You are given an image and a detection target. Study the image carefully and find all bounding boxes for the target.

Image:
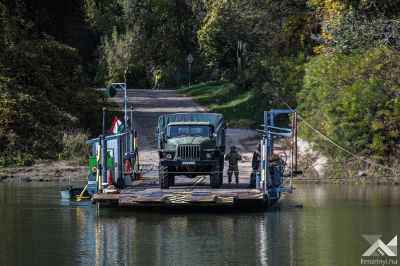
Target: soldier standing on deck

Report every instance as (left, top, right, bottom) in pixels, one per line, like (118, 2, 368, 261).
(225, 146, 242, 185)
(249, 143, 261, 188)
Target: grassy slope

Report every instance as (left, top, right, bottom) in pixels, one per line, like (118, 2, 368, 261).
(179, 81, 259, 128)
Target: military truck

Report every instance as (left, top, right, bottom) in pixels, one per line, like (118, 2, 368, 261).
(156, 113, 226, 189)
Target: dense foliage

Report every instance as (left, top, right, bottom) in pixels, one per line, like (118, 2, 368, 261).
(298, 47, 400, 162)
(0, 1, 102, 166)
(1, 0, 399, 175)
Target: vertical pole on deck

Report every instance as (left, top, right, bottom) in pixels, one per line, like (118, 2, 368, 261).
(129, 131, 133, 154)
(130, 106, 133, 154)
(124, 83, 128, 155)
(130, 106, 133, 131)
(101, 108, 107, 190)
(256, 140, 262, 190)
(264, 138, 269, 195)
(97, 142, 102, 192)
(262, 111, 269, 195)
(269, 112, 274, 160)
(102, 107, 106, 137)
(294, 112, 298, 173)
(291, 113, 295, 178)
(102, 135, 107, 189)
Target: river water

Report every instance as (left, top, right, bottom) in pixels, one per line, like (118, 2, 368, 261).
(0, 183, 398, 266)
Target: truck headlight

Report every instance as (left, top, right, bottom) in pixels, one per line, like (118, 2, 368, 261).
(166, 154, 172, 159)
(205, 153, 212, 159)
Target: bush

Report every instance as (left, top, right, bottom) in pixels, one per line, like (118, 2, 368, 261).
(0, 38, 102, 166)
(59, 130, 90, 165)
(0, 80, 65, 166)
(298, 46, 400, 164)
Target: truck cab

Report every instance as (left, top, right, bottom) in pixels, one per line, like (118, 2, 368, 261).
(156, 113, 225, 189)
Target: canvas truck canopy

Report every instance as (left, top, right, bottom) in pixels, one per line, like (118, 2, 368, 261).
(157, 113, 226, 151)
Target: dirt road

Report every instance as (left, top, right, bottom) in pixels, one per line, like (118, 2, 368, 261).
(0, 89, 259, 184)
(119, 89, 259, 184)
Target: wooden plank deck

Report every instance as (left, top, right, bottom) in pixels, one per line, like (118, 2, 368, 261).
(92, 187, 266, 207)
(91, 174, 270, 209)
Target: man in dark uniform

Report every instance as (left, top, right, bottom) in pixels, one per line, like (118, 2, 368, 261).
(250, 143, 261, 188)
(225, 146, 242, 185)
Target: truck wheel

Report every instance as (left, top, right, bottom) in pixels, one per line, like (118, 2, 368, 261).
(219, 156, 224, 186)
(218, 173, 223, 186)
(159, 165, 170, 189)
(168, 175, 175, 186)
(210, 173, 221, 188)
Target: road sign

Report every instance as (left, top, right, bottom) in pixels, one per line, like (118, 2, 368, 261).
(187, 54, 194, 87)
(187, 53, 194, 64)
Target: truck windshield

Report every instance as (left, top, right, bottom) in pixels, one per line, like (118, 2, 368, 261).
(168, 125, 212, 138)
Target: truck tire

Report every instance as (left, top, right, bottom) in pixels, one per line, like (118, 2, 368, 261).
(168, 175, 175, 187)
(210, 173, 221, 188)
(219, 155, 224, 186)
(159, 165, 170, 189)
(218, 173, 223, 186)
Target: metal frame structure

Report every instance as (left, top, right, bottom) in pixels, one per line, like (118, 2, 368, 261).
(258, 109, 298, 202)
(90, 83, 138, 193)
(109, 83, 128, 130)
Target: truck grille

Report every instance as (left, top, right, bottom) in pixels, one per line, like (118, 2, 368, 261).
(177, 145, 200, 160)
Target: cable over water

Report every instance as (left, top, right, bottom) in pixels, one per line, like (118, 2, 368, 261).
(264, 81, 400, 174)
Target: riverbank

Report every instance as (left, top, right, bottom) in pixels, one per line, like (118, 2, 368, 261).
(0, 160, 87, 183)
(2, 164, 398, 185)
(293, 177, 399, 185)
(2, 89, 398, 185)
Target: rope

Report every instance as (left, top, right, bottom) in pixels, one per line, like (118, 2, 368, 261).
(297, 115, 400, 173)
(185, 176, 207, 192)
(140, 165, 154, 176)
(266, 83, 400, 174)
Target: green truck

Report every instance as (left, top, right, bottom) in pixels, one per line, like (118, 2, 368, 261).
(156, 113, 226, 189)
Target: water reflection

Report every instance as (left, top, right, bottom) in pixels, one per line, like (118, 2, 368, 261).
(0, 183, 399, 266)
(84, 207, 304, 266)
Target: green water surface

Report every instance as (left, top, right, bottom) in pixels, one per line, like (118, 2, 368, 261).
(0, 183, 398, 266)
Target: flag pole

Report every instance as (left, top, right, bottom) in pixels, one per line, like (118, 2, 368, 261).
(102, 107, 106, 136)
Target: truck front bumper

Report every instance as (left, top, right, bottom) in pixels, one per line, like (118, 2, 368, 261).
(160, 159, 219, 167)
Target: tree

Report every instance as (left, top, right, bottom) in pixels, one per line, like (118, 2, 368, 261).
(298, 46, 400, 163)
(0, 1, 102, 166)
(198, 0, 314, 72)
(91, 0, 202, 87)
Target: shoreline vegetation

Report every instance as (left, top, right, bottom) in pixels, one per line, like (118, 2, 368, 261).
(1, 161, 398, 185)
(180, 82, 400, 182)
(1, 1, 399, 182)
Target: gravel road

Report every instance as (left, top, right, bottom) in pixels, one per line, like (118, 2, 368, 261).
(117, 89, 259, 184)
(0, 89, 259, 184)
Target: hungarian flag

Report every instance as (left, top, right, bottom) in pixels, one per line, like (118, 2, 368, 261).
(110, 116, 124, 134)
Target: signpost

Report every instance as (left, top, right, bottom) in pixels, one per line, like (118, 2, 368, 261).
(187, 53, 194, 87)
(237, 40, 243, 71)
